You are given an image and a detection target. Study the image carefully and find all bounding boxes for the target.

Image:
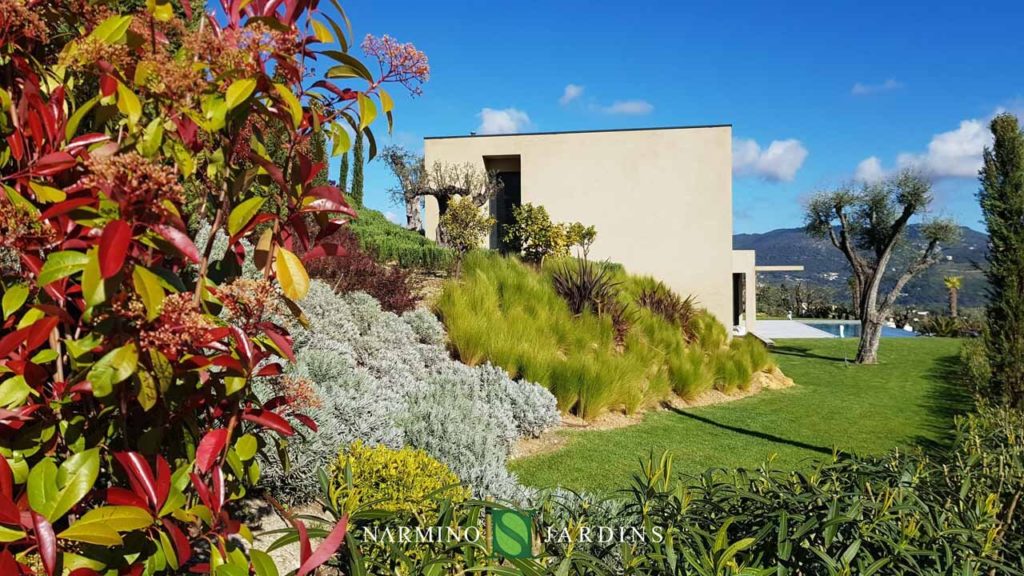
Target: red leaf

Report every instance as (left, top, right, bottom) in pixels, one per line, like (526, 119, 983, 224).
(242, 409, 294, 436)
(255, 362, 283, 377)
(0, 493, 20, 525)
(31, 152, 76, 177)
(152, 225, 201, 263)
(262, 326, 295, 363)
(69, 569, 102, 576)
(0, 551, 19, 575)
(39, 196, 94, 220)
(297, 515, 348, 576)
(100, 75, 117, 97)
(195, 429, 228, 473)
(210, 466, 224, 515)
(162, 518, 192, 566)
(293, 517, 313, 566)
(0, 451, 13, 500)
(301, 242, 347, 263)
(106, 487, 147, 508)
(155, 456, 171, 510)
(25, 316, 59, 354)
(189, 473, 212, 510)
(31, 511, 56, 576)
(229, 326, 253, 369)
(99, 219, 131, 278)
(293, 413, 318, 432)
(67, 133, 109, 150)
(114, 452, 159, 510)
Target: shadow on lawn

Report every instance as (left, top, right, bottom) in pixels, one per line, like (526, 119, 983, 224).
(915, 352, 974, 454)
(665, 406, 834, 455)
(770, 344, 852, 363)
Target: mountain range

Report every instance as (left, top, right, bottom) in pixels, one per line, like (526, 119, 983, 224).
(733, 225, 990, 309)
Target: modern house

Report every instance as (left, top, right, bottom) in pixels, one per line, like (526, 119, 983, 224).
(423, 125, 798, 334)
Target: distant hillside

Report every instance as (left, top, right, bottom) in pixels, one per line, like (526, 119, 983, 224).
(734, 225, 990, 309)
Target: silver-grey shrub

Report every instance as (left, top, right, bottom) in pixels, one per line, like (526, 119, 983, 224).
(259, 279, 560, 504)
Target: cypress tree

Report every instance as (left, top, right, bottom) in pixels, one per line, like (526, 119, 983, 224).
(352, 131, 365, 208)
(979, 113, 1024, 406)
(338, 149, 349, 195)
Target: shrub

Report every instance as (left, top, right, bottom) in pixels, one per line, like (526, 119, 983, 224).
(349, 206, 454, 270)
(667, 347, 715, 400)
(960, 338, 992, 394)
(305, 228, 420, 313)
(551, 258, 620, 316)
(0, 1, 414, 572)
(504, 203, 594, 263)
(330, 441, 470, 516)
(261, 280, 559, 503)
(438, 196, 495, 272)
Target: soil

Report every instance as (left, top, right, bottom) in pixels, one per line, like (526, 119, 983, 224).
(249, 500, 336, 573)
(510, 366, 795, 460)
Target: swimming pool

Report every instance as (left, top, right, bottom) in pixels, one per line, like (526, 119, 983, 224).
(801, 321, 917, 338)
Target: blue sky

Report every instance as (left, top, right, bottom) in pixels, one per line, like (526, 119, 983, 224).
(324, 0, 1024, 234)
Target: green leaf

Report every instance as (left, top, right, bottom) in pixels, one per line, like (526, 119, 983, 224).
(311, 19, 334, 43)
(29, 181, 66, 203)
(0, 526, 26, 543)
(235, 434, 258, 461)
(226, 79, 257, 111)
(88, 15, 133, 44)
(27, 459, 59, 519)
(87, 342, 139, 398)
(58, 506, 153, 546)
(38, 251, 89, 286)
(0, 375, 34, 408)
(132, 266, 165, 321)
(116, 82, 142, 128)
(81, 248, 108, 307)
(137, 370, 158, 411)
(48, 448, 101, 523)
(322, 50, 373, 81)
(251, 550, 279, 576)
(275, 247, 309, 300)
(2, 284, 29, 320)
(139, 117, 164, 158)
(378, 88, 394, 133)
(227, 197, 266, 237)
(273, 83, 303, 129)
(65, 97, 99, 142)
(330, 123, 351, 157)
(357, 93, 376, 132)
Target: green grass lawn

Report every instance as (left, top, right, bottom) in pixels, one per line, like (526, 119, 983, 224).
(511, 337, 971, 493)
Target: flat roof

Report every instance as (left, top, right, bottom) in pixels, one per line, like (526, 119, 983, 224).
(424, 124, 732, 140)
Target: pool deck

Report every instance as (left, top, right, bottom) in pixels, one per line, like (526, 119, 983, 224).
(752, 320, 837, 341)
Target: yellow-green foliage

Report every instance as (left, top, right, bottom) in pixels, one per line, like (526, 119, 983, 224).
(329, 441, 470, 517)
(437, 252, 775, 419)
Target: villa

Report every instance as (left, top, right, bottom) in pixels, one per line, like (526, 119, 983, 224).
(423, 125, 799, 334)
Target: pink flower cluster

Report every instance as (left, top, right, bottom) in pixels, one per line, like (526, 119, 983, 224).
(361, 34, 430, 96)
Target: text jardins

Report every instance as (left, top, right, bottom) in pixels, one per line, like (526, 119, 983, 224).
(362, 525, 666, 544)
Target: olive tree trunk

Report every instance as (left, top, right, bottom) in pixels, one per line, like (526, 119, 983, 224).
(856, 314, 884, 363)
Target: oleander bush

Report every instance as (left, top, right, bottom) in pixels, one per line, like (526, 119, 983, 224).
(349, 205, 454, 270)
(259, 280, 560, 504)
(329, 441, 470, 517)
(437, 252, 776, 419)
(272, 403, 1024, 575)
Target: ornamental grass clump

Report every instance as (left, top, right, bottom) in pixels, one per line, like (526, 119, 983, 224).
(438, 252, 776, 420)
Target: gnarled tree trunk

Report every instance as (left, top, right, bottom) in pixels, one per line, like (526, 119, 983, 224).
(856, 313, 884, 364)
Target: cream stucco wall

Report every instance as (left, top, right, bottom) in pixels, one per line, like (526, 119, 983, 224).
(423, 125, 735, 329)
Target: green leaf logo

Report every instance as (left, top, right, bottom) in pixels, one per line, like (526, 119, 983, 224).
(491, 509, 533, 559)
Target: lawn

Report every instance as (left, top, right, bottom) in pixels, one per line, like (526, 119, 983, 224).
(511, 337, 971, 493)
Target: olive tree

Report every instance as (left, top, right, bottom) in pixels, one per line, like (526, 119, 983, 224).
(805, 170, 959, 363)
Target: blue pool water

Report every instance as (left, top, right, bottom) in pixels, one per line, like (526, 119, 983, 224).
(801, 321, 917, 338)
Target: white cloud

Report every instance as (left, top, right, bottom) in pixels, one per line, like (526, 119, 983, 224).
(601, 100, 654, 115)
(476, 108, 531, 135)
(851, 79, 903, 96)
(732, 138, 808, 182)
(854, 156, 886, 183)
(559, 84, 584, 105)
(896, 118, 991, 179)
(384, 211, 400, 224)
